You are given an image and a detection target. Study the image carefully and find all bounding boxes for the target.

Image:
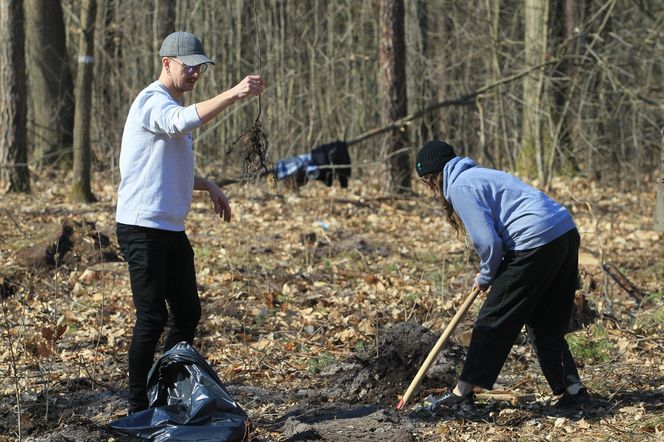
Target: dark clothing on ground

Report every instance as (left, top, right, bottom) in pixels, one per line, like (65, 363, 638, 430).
(274, 141, 352, 188)
(311, 141, 351, 188)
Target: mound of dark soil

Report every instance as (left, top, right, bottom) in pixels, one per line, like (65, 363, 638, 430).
(321, 321, 463, 404)
(14, 217, 119, 270)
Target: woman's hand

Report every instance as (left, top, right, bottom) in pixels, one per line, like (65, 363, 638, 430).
(474, 273, 490, 292)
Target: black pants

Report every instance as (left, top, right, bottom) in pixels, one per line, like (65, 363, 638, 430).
(460, 228, 581, 395)
(116, 223, 201, 411)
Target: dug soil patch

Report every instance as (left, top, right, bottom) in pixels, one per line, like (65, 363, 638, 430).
(280, 406, 414, 441)
(321, 321, 463, 404)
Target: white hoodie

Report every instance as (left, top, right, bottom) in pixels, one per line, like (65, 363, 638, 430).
(116, 81, 202, 231)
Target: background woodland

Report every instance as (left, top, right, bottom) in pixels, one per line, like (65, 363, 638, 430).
(1, 0, 663, 196)
(0, 1, 663, 441)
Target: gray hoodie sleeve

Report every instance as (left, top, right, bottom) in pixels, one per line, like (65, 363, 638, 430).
(449, 185, 504, 288)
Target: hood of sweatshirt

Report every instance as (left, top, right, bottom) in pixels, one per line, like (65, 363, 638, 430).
(442, 156, 477, 202)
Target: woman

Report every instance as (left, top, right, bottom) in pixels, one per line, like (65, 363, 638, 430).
(416, 140, 590, 411)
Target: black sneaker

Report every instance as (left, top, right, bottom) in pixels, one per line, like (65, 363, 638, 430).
(555, 387, 593, 409)
(423, 391, 475, 413)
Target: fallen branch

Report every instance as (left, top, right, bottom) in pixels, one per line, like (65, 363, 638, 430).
(601, 263, 647, 304)
(475, 392, 521, 404)
(346, 59, 559, 147)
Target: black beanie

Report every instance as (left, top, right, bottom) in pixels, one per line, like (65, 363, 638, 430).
(416, 140, 456, 177)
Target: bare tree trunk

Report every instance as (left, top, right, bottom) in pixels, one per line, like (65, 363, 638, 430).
(25, 0, 74, 168)
(71, 0, 97, 202)
(94, 0, 126, 177)
(409, 0, 432, 144)
(486, 0, 510, 170)
(520, 0, 549, 181)
(0, 0, 30, 193)
(379, 0, 410, 193)
(153, 0, 176, 77)
(549, 0, 583, 175)
(562, 0, 581, 163)
(436, 2, 456, 142)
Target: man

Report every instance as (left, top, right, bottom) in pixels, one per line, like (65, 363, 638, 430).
(115, 31, 264, 413)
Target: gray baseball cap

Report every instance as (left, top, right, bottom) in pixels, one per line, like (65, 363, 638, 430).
(159, 31, 214, 66)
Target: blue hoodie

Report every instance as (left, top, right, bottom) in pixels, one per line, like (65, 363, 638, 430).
(443, 157, 576, 288)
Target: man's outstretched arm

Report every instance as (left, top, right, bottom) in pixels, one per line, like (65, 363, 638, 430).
(195, 75, 264, 125)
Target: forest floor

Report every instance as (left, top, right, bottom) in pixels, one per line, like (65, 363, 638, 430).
(0, 169, 662, 441)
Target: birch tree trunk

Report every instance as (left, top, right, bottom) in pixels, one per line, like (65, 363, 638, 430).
(520, 0, 549, 181)
(655, 131, 664, 231)
(0, 0, 30, 192)
(70, 0, 97, 202)
(379, 0, 410, 192)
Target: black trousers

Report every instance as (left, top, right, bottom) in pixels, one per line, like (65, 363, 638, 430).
(116, 223, 201, 411)
(460, 228, 581, 395)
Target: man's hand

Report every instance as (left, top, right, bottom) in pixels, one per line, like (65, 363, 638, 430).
(232, 75, 264, 100)
(208, 182, 231, 223)
(194, 177, 231, 222)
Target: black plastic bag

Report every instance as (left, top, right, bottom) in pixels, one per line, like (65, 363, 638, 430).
(108, 342, 249, 441)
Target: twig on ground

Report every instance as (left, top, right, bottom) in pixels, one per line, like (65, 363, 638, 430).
(92, 229, 108, 389)
(1, 299, 22, 440)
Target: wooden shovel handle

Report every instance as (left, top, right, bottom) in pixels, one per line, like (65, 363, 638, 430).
(396, 286, 482, 410)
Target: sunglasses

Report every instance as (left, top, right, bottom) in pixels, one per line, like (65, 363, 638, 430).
(169, 58, 208, 74)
